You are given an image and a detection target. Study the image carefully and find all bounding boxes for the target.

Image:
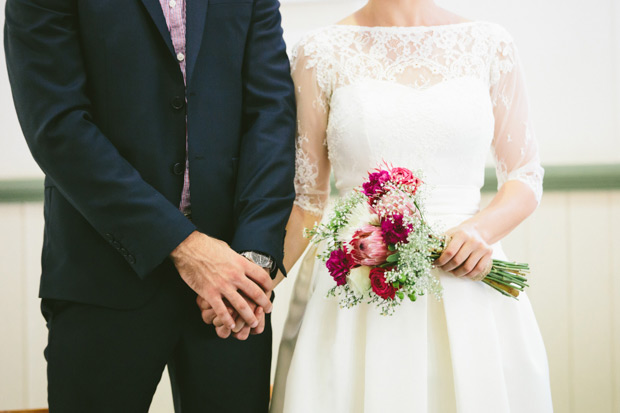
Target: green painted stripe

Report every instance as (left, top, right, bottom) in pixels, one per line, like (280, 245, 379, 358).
(0, 179, 45, 202)
(0, 164, 619, 203)
(482, 164, 620, 192)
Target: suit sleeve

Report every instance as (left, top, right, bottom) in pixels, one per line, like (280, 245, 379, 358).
(230, 0, 296, 276)
(4, 0, 196, 278)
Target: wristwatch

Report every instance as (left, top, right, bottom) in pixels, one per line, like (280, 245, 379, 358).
(241, 251, 275, 272)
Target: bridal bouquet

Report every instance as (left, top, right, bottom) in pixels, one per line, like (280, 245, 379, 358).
(306, 164, 530, 315)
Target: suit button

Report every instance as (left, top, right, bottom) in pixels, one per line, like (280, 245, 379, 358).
(127, 255, 136, 265)
(171, 96, 185, 110)
(112, 240, 121, 249)
(172, 162, 185, 176)
(105, 233, 114, 241)
(120, 247, 128, 256)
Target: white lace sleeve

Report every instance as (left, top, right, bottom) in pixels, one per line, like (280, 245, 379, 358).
(490, 33, 544, 203)
(290, 38, 332, 216)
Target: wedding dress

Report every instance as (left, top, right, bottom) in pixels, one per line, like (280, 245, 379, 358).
(271, 22, 553, 413)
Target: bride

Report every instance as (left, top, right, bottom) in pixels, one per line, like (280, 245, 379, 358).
(216, 0, 553, 411)
(268, 1, 554, 412)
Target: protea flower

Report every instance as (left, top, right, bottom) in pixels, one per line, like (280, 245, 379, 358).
(349, 225, 391, 266)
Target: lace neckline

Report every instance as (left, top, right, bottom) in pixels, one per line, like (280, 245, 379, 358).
(327, 21, 483, 33)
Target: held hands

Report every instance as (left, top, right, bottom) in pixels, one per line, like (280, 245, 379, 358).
(196, 290, 268, 340)
(435, 224, 493, 282)
(170, 231, 273, 338)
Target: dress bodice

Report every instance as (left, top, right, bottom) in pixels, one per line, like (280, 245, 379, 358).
(290, 22, 543, 217)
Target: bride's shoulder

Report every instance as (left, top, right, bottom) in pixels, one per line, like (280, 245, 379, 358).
(291, 25, 351, 63)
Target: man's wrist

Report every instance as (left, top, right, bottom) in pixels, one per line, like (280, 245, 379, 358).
(170, 230, 201, 262)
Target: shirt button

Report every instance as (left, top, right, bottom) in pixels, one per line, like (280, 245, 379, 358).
(177, 52, 185, 62)
(172, 162, 185, 176)
(169, 0, 176, 7)
(171, 96, 185, 110)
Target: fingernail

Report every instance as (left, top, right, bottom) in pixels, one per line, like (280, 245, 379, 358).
(266, 305, 272, 314)
(230, 323, 236, 330)
(251, 321, 259, 328)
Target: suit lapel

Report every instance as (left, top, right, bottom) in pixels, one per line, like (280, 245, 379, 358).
(139, 0, 176, 58)
(186, 0, 209, 86)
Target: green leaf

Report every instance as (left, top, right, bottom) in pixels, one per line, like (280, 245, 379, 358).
(386, 253, 400, 263)
(397, 291, 404, 300)
(408, 293, 417, 301)
(388, 244, 397, 252)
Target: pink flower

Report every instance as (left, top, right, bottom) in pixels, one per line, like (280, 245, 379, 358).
(362, 170, 391, 199)
(370, 267, 397, 300)
(390, 167, 422, 194)
(381, 214, 413, 245)
(349, 225, 391, 266)
(326, 247, 355, 286)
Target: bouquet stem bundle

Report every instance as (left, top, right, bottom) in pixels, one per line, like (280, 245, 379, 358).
(430, 239, 529, 298)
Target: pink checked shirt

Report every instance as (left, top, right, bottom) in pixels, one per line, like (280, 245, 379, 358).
(160, 0, 191, 214)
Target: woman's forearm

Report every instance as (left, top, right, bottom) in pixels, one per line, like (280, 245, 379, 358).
(273, 205, 323, 288)
(462, 180, 538, 245)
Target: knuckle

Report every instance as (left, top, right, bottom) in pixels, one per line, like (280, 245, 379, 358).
(252, 290, 263, 302)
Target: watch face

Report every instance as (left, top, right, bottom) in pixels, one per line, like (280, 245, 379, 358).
(243, 252, 273, 269)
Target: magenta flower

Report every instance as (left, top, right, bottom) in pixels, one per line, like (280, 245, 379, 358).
(349, 225, 391, 266)
(326, 247, 355, 286)
(381, 214, 413, 245)
(363, 170, 391, 198)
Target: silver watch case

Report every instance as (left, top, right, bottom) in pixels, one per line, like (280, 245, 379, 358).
(241, 251, 274, 271)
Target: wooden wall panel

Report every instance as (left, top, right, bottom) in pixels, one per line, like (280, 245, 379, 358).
(0, 204, 26, 409)
(567, 192, 614, 412)
(23, 204, 46, 408)
(611, 193, 620, 413)
(526, 193, 572, 413)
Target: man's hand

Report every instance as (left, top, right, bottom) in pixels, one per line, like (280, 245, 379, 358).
(171, 231, 273, 332)
(197, 296, 266, 340)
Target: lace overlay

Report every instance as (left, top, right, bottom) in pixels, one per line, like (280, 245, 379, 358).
(290, 22, 544, 215)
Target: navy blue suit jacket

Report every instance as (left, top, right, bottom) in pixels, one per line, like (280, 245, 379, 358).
(4, 0, 296, 309)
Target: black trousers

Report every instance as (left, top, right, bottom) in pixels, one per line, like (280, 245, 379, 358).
(42, 274, 272, 413)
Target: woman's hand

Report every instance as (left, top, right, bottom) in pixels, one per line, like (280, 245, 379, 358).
(434, 224, 493, 281)
(197, 295, 266, 340)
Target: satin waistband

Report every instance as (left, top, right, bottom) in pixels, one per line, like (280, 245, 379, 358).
(423, 185, 481, 216)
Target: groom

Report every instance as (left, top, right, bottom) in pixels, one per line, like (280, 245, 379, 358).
(4, 0, 295, 411)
